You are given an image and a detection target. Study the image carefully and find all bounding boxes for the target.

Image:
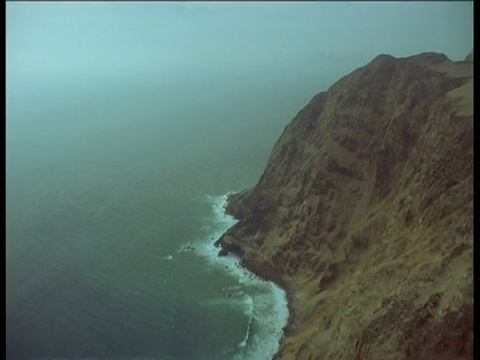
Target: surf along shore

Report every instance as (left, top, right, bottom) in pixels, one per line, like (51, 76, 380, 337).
(213, 192, 297, 360)
(187, 193, 290, 359)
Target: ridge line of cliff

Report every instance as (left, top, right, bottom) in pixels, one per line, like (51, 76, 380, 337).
(216, 51, 473, 360)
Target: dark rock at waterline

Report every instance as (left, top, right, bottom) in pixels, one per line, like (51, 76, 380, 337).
(215, 234, 245, 257)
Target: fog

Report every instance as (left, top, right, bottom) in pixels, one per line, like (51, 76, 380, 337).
(6, 1, 474, 194)
(6, 1, 474, 190)
(5, 3, 474, 358)
(7, 1, 473, 87)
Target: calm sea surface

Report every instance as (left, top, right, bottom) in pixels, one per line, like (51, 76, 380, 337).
(6, 70, 322, 359)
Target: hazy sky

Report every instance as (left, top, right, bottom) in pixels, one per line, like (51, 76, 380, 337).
(6, 1, 474, 86)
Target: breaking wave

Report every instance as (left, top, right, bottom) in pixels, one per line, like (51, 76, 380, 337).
(179, 193, 289, 360)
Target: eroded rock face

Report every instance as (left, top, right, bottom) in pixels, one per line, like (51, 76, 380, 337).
(216, 52, 473, 360)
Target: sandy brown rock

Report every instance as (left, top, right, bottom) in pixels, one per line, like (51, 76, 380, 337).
(216, 52, 473, 360)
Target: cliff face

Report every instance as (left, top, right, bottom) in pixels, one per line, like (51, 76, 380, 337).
(216, 52, 473, 360)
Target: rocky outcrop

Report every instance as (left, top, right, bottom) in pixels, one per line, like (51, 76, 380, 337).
(464, 49, 473, 62)
(215, 52, 473, 359)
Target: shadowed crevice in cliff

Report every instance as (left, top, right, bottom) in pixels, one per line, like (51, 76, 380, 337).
(215, 51, 473, 360)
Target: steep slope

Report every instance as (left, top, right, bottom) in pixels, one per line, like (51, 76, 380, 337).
(216, 52, 473, 360)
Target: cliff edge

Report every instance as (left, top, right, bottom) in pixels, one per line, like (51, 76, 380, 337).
(216, 52, 473, 360)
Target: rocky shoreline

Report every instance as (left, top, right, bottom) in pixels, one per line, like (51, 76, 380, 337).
(214, 51, 473, 359)
(217, 190, 309, 360)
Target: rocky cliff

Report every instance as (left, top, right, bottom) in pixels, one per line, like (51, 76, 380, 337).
(216, 52, 473, 360)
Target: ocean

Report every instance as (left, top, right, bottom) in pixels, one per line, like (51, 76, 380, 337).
(6, 69, 319, 359)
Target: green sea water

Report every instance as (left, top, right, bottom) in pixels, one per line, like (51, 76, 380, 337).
(6, 70, 321, 359)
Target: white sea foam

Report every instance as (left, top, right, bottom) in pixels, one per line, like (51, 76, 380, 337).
(238, 295, 254, 348)
(188, 193, 290, 360)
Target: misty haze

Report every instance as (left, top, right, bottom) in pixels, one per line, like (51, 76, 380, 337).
(6, 2, 473, 359)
